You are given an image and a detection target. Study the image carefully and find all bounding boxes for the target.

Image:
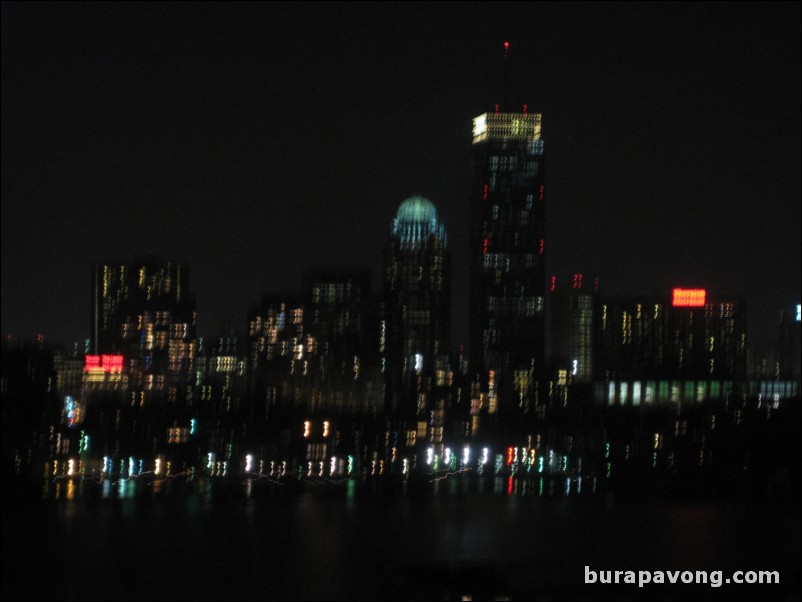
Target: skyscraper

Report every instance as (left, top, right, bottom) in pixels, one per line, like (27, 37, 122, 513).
(384, 196, 450, 433)
(469, 109, 545, 418)
(551, 273, 598, 384)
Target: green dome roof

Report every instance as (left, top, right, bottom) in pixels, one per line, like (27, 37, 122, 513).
(395, 196, 438, 224)
(391, 195, 447, 249)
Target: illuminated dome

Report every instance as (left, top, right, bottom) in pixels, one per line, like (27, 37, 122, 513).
(391, 195, 447, 249)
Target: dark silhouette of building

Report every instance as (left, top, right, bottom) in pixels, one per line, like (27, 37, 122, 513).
(778, 304, 801, 380)
(550, 273, 599, 385)
(86, 258, 197, 463)
(595, 289, 748, 405)
(384, 196, 450, 442)
(469, 109, 545, 418)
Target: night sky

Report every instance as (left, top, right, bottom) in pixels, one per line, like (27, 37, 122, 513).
(2, 2, 800, 352)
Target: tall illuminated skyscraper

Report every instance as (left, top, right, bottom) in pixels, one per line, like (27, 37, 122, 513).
(384, 196, 450, 429)
(469, 108, 545, 417)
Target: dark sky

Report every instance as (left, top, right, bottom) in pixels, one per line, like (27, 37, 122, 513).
(2, 2, 800, 352)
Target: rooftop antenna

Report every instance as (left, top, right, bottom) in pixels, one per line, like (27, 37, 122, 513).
(502, 40, 510, 112)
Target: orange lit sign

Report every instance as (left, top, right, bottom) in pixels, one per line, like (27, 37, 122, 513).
(672, 288, 706, 307)
(84, 354, 124, 372)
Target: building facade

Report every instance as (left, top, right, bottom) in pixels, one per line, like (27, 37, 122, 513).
(384, 196, 450, 436)
(550, 273, 598, 385)
(469, 111, 546, 417)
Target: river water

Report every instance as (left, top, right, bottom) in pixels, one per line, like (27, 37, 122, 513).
(2, 477, 799, 600)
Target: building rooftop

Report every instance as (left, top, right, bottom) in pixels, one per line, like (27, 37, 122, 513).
(392, 196, 447, 249)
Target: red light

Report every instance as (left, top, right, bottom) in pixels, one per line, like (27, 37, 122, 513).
(594, 277, 600, 292)
(672, 288, 706, 307)
(538, 185, 544, 201)
(483, 184, 489, 200)
(572, 273, 583, 289)
(494, 103, 499, 114)
(507, 476, 514, 495)
(504, 41, 510, 49)
(539, 239, 544, 255)
(522, 103, 528, 114)
(102, 354, 124, 372)
(86, 354, 123, 372)
(550, 275, 556, 292)
(483, 238, 489, 254)
(506, 447, 514, 466)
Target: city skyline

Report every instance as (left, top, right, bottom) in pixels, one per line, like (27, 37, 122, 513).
(2, 7, 800, 600)
(2, 3, 800, 352)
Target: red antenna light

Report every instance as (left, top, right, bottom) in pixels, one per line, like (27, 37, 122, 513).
(503, 41, 510, 58)
(523, 103, 528, 114)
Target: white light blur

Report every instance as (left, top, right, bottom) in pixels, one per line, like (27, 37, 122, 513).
(426, 447, 434, 465)
(155, 457, 162, 475)
(481, 448, 489, 465)
(245, 454, 253, 472)
(462, 446, 470, 465)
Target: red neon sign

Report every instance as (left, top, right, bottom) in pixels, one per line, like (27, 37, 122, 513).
(84, 354, 124, 372)
(672, 288, 706, 307)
